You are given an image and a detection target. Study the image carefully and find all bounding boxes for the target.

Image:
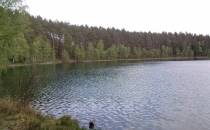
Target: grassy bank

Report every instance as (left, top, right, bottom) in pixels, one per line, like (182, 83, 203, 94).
(0, 98, 85, 130)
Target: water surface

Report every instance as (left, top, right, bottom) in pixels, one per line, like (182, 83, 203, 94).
(1, 61, 210, 130)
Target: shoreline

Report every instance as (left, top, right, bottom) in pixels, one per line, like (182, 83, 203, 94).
(81, 57, 209, 63)
(7, 61, 62, 68)
(0, 98, 85, 130)
(7, 57, 209, 68)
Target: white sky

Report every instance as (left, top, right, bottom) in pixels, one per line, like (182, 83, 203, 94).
(26, 0, 210, 35)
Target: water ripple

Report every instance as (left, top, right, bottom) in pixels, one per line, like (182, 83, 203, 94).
(30, 61, 210, 130)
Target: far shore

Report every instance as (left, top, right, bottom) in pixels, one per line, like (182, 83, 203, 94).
(82, 56, 209, 63)
(7, 56, 209, 68)
(7, 61, 63, 68)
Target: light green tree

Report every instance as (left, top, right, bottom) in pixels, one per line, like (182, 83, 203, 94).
(161, 45, 172, 57)
(74, 45, 85, 61)
(0, 0, 29, 67)
(8, 33, 30, 63)
(62, 49, 70, 63)
(207, 49, 210, 58)
(106, 45, 118, 59)
(118, 44, 130, 58)
(183, 46, 193, 57)
(95, 40, 105, 60)
(86, 42, 94, 60)
(31, 36, 53, 63)
(133, 47, 142, 58)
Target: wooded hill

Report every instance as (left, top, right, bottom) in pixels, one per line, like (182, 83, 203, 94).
(1, 0, 210, 68)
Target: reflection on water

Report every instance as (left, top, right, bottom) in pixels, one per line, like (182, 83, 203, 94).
(0, 65, 56, 102)
(1, 61, 210, 130)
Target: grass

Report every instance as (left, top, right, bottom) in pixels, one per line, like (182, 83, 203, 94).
(0, 98, 85, 130)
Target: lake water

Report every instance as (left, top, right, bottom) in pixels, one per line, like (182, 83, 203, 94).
(1, 61, 210, 130)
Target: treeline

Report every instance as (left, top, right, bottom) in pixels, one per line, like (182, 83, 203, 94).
(1, 0, 210, 68)
(31, 17, 210, 61)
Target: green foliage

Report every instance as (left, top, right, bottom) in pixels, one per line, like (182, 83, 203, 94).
(148, 49, 161, 58)
(0, 11, 29, 64)
(9, 33, 30, 63)
(161, 45, 172, 57)
(133, 47, 142, 58)
(0, 2, 30, 67)
(118, 44, 130, 58)
(183, 46, 194, 57)
(62, 49, 70, 63)
(86, 42, 95, 60)
(94, 40, 105, 60)
(74, 45, 85, 61)
(208, 49, 210, 58)
(64, 41, 75, 61)
(0, 5, 28, 40)
(0, 98, 85, 130)
(176, 48, 182, 57)
(106, 45, 118, 59)
(176, 46, 194, 57)
(1, 0, 210, 67)
(0, 37, 9, 68)
(31, 36, 54, 63)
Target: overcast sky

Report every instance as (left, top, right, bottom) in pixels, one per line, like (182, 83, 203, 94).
(26, 0, 210, 35)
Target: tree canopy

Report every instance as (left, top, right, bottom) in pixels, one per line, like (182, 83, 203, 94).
(0, 0, 25, 10)
(1, 1, 210, 68)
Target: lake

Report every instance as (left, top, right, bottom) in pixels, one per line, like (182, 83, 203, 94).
(1, 60, 210, 130)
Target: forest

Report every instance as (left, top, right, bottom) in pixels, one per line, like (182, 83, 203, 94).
(1, 0, 210, 68)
